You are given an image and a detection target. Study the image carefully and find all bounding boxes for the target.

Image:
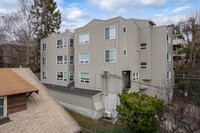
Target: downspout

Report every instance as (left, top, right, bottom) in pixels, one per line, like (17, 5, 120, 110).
(92, 96, 95, 119)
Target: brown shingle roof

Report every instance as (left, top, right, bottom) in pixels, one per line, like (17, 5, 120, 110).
(0, 68, 81, 133)
(0, 68, 38, 96)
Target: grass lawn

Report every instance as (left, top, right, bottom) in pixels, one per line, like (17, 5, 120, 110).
(66, 109, 131, 133)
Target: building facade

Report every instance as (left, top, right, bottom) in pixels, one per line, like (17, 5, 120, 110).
(75, 17, 174, 117)
(40, 31, 74, 87)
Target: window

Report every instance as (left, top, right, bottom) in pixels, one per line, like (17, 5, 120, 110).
(57, 72, 63, 81)
(43, 57, 47, 65)
(70, 55, 74, 64)
(123, 49, 127, 56)
(0, 97, 7, 118)
(42, 43, 46, 51)
(123, 27, 127, 33)
(140, 43, 147, 50)
(57, 39, 63, 48)
(140, 62, 147, 69)
(80, 53, 89, 64)
(133, 73, 139, 81)
(64, 38, 67, 47)
(80, 72, 89, 83)
(167, 53, 171, 62)
(79, 33, 89, 45)
(105, 49, 116, 63)
(64, 72, 67, 81)
(167, 71, 171, 81)
(167, 35, 171, 44)
(105, 26, 115, 40)
(64, 55, 67, 64)
(57, 56, 63, 64)
(70, 72, 74, 81)
(43, 71, 47, 79)
(173, 36, 176, 40)
(70, 38, 74, 47)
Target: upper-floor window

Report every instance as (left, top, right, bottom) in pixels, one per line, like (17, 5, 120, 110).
(70, 55, 74, 64)
(167, 35, 171, 44)
(0, 97, 7, 118)
(80, 53, 89, 64)
(105, 26, 115, 40)
(167, 71, 171, 81)
(123, 27, 127, 33)
(167, 53, 171, 62)
(133, 73, 139, 81)
(43, 71, 47, 79)
(64, 55, 67, 64)
(70, 38, 74, 47)
(69, 72, 74, 81)
(80, 72, 89, 83)
(43, 57, 47, 65)
(64, 38, 67, 47)
(42, 43, 46, 51)
(105, 49, 116, 63)
(57, 56, 63, 64)
(123, 49, 127, 56)
(140, 43, 147, 50)
(140, 62, 148, 69)
(79, 33, 89, 45)
(57, 39, 63, 48)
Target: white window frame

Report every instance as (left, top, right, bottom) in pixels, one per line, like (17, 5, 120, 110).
(140, 62, 148, 69)
(167, 71, 171, 81)
(80, 53, 90, 64)
(70, 38, 74, 47)
(42, 43, 46, 51)
(80, 72, 90, 83)
(43, 57, 47, 65)
(56, 39, 64, 48)
(64, 72, 68, 81)
(64, 55, 67, 64)
(167, 53, 171, 62)
(133, 72, 139, 81)
(42, 71, 47, 80)
(56, 56, 63, 64)
(79, 33, 89, 45)
(123, 26, 127, 33)
(63, 38, 67, 47)
(123, 49, 127, 56)
(0, 97, 7, 118)
(56, 72, 63, 81)
(105, 49, 116, 63)
(69, 72, 74, 81)
(140, 43, 147, 50)
(167, 35, 171, 45)
(105, 26, 116, 40)
(70, 55, 74, 64)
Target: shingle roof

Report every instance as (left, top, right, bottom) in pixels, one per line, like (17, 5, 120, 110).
(0, 68, 38, 96)
(44, 83, 101, 97)
(0, 68, 81, 133)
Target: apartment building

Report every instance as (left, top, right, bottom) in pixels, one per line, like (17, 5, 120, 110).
(75, 16, 174, 117)
(173, 34, 185, 64)
(40, 30, 74, 87)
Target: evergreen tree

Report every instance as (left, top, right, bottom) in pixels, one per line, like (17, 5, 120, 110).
(0, 46, 4, 68)
(31, 0, 62, 38)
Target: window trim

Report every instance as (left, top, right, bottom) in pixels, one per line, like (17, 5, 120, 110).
(56, 39, 64, 48)
(56, 55, 64, 65)
(139, 43, 147, 50)
(56, 72, 67, 81)
(64, 55, 68, 64)
(80, 53, 90, 64)
(63, 38, 68, 48)
(123, 49, 127, 56)
(70, 38, 74, 47)
(167, 71, 171, 81)
(123, 26, 127, 33)
(167, 53, 171, 62)
(42, 42, 47, 51)
(140, 62, 148, 69)
(42, 71, 47, 80)
(79, 72, 90, 84)
(79, 33, 89, 45)
(0, 96, 7, 118)
(133, 72, 139, 81)
(43, 57, 47, 65)
(104, 49, 116, 63)
(167, 34, 171, 45)
(69, 55, 74, 65)
(105, 25, 116, 40)
(69, 72, 74, 81)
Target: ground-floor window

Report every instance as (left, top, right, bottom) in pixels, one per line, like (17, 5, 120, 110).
(133, 72, 139, 81)
(80, 72, 89, 83)
(43, 71, 47, 79)
(0, 97, 7, 118)
(57, 72, 67, 81)
(70, 72, 74, 81)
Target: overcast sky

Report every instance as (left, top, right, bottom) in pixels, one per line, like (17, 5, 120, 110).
(0, 0, 199, 32)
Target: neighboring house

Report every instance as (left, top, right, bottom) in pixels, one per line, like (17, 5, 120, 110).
(40, 30, 74, 87)
(75, 17, 174, 118)
(0, 68, 81, 133)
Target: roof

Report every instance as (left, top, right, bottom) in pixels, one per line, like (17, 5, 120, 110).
(0, 68, 38, 96)
(44, 83, 101, 97)
(0, 68, 81, 133)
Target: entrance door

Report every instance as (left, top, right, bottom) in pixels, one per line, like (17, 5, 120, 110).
(122, 71, 131, 89)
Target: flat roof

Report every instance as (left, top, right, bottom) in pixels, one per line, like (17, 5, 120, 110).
(0, 68, 38, 96)
(44, 83, 101, 97)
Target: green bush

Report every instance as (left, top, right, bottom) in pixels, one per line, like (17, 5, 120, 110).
(116, 92, 164, 133)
